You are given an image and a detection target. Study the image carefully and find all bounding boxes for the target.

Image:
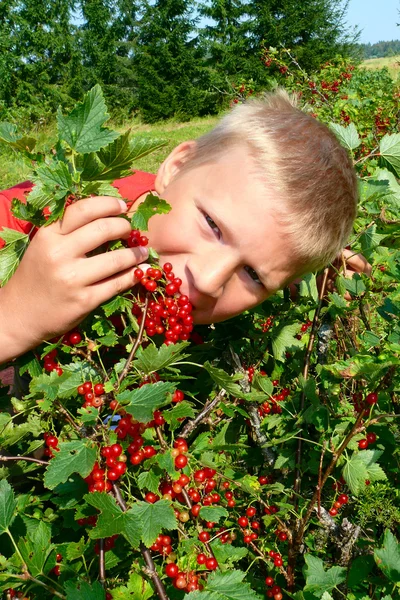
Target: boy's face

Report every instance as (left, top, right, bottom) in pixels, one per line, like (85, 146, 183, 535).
(141, 144, 299, 324)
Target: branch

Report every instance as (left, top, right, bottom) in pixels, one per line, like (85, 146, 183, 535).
(98, 539, 106, 588)
(245, 404, 275, 466)
(293, 268, 329, 501)
(112, 483, 169, 600)
(0, 455, 49, 466)
(118, 294, 149, 384)
(179, 390, 226, 438)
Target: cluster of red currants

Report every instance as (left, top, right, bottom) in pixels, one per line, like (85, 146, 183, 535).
(268, 549, 284, 568)
(94, 535, 119, 555)
(261, 315, 274, 333)
(51, 553, 63, 577)
(77, 381, 105, 409)
(43, 432, 60, 458)
(42, 330, 83, 375)
(238, 512, 260, 544)
(274, 528, 288, 542)
(127, 229, 149, 248)
(329, 493, 349, 517)
(358, 431, 377, 450)
(259, 383, 290, 417)
(84, 443, 128, 492)
(295, 319, 312, 339)
(352, 391, 378, 414)
(265, 576, 283, 600)
(165, 562, 205, 592)
(131, 262, 194, 345)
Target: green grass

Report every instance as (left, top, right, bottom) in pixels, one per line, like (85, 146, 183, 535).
(0, 115, 219, 191)
(361, 55, 400, 79)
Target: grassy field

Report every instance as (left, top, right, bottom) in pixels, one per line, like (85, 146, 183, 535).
(361, 55, 400, 79)
(0, 115, 219, 191)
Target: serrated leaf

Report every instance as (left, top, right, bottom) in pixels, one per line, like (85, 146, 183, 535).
(44, 440, 97, 489)
(0, 480, 16, 533)
(374, 530, 400, 582)
(19, 521, 54, 576)
(329, 122, 360, 151)
(101, 294, 133, 317)
(299, 273, 318, 301)
(65, 580, 105, 600)
(0, 228, 30, 285)
(17, 351, 42, 378)
(130, 192, 171, 231)
(29, 371, 60, 402)
(85, 493, 127, 538)
(57, 85, 118, 154)
(118, 381, 175, 423)
(137, 471, 161, 494)
(57, 361, 99, 398)
(32, 161, 74, 201)
(134, 341, 190, 373)
(111, 572, 154, 600)
(184, 569, 262, 600)
(162, 401, 195, 430)
(129, 500, 178, 547)
(204, 362, 244, 397)
(210, 538, 248, 565)
(66, 537, 91, 561)
(155, 450, 176, 476)
(199, 506, 228, 523)
(379, 133, 400, 177)
(360, 224, 387, 255)
(342, 450, 387, 496)
(271, 323, 304, 362)
(0, 122, 36, 153)
(304, 554, 346, 597)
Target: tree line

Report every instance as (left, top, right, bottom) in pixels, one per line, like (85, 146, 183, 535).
(0, 0, 359, 124)
(358, 40, 400, 59)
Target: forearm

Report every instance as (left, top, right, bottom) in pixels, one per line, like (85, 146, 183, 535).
(0, 289, 41, 364)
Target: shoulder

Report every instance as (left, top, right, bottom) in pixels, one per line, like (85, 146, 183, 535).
(112, 171, 156, 203)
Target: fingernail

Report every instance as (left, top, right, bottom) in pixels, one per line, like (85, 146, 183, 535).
(139, 247, 149, 258)
(118, 199, 128, 212)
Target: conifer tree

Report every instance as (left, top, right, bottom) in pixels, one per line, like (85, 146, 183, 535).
(133, 0, 214, 122)
(246, 0, 358, 71)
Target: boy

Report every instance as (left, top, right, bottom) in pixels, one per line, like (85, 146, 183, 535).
(0, 90, 366, 365)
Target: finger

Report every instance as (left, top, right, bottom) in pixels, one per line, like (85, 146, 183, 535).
(79, 250, 150, 286)
(88, 264, 152, 308)
(58, 196, 128, 235)
(68, 216, 133, 256)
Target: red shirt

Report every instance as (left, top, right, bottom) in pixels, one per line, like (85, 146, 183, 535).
(0, 171, 156, 248)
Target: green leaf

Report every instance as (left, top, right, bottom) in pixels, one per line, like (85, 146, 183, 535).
(0, 122, 36, 153)
(128, 136, 167, 162)
(111, 572, 154, 600)
(162, 401, 195, 430)
(342, 450, 387, 495)
(199, 506, 228, 523)
(329, 122, 360, 151)
(66, 537, 91, 561)
(57, 361, 99, 398)
(130, 193, 171, 231)
(101, 294, 133, 317)
(137, 471, 161, 495)
(299, 273, 319, 301)
(340, 273, 366, 297)
(183, 569, 262, 600)
(44, 440, 97, 489)
(19, 521, 54, 577)
(271, 323, 304, 362)
(17, 351, 42, 379)
(85, 493, 127, 539)
(134, 341, 190, 373)
(118, 381, 175, 423)
(32, 161, 74, 201)
(360, 224, 387, 255)
(304, 554, 346, 597)
(203, 362, 244, 397)
(29, 371, 60, 402)
(57, 85, 119, 154)
(154, 449, 176, 477)
(0, 228, 30, 285)
(210, 538, 248, 565)
(379, 133, 400, 177)
(65, 580, 105, 600)
(129, 500, 178, 547)
(374, 530, 400, 582)
(0, 480, 16, 533)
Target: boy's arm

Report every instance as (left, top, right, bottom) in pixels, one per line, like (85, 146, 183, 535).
(0, 196, 149, 364)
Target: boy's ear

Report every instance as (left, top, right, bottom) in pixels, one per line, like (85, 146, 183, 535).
(155, 141, 196, 194)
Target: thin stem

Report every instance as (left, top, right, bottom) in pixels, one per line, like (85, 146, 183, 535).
(7, 528, 27, 568)
(0, 455, 48, 466)
(117, 295, 149, 385)
(179, 390, 226, 439)
(112, 483, 169, 600)
(293, 268, 329, 501)
(99, 539, 106, 587)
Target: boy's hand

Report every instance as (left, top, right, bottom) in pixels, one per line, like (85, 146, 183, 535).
(0, 196, 149, 362)
(325, 248, 372, 299)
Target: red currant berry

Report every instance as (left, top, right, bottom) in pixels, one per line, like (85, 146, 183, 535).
(94, 383, 104, 395)
(46, 436, 58, 448)
(198, 531, 210, 542)
(238, 516, 248, 527)
(329, 507, 338, 516)
(366, 392, 378, 405)
(358, 439, 369, 450)
(338, 493, 349, 504)
(165, 563, 179, 578)
(174, 454, 188, 469)
(366, 432, 377, 444)
(205, 557, 218, 570)
(197, 553, 207, 565)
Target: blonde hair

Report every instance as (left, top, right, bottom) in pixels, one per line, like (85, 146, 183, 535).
(180, 89, 358, 273)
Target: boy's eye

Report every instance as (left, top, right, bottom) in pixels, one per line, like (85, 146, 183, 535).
(244, 265, 262, 285)
(205, 214, 221, 237)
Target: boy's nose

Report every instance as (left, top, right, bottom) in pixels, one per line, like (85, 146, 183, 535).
(187, 251, 236, 299)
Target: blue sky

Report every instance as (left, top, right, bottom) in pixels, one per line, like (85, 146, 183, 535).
(346, 0, 399, 44)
